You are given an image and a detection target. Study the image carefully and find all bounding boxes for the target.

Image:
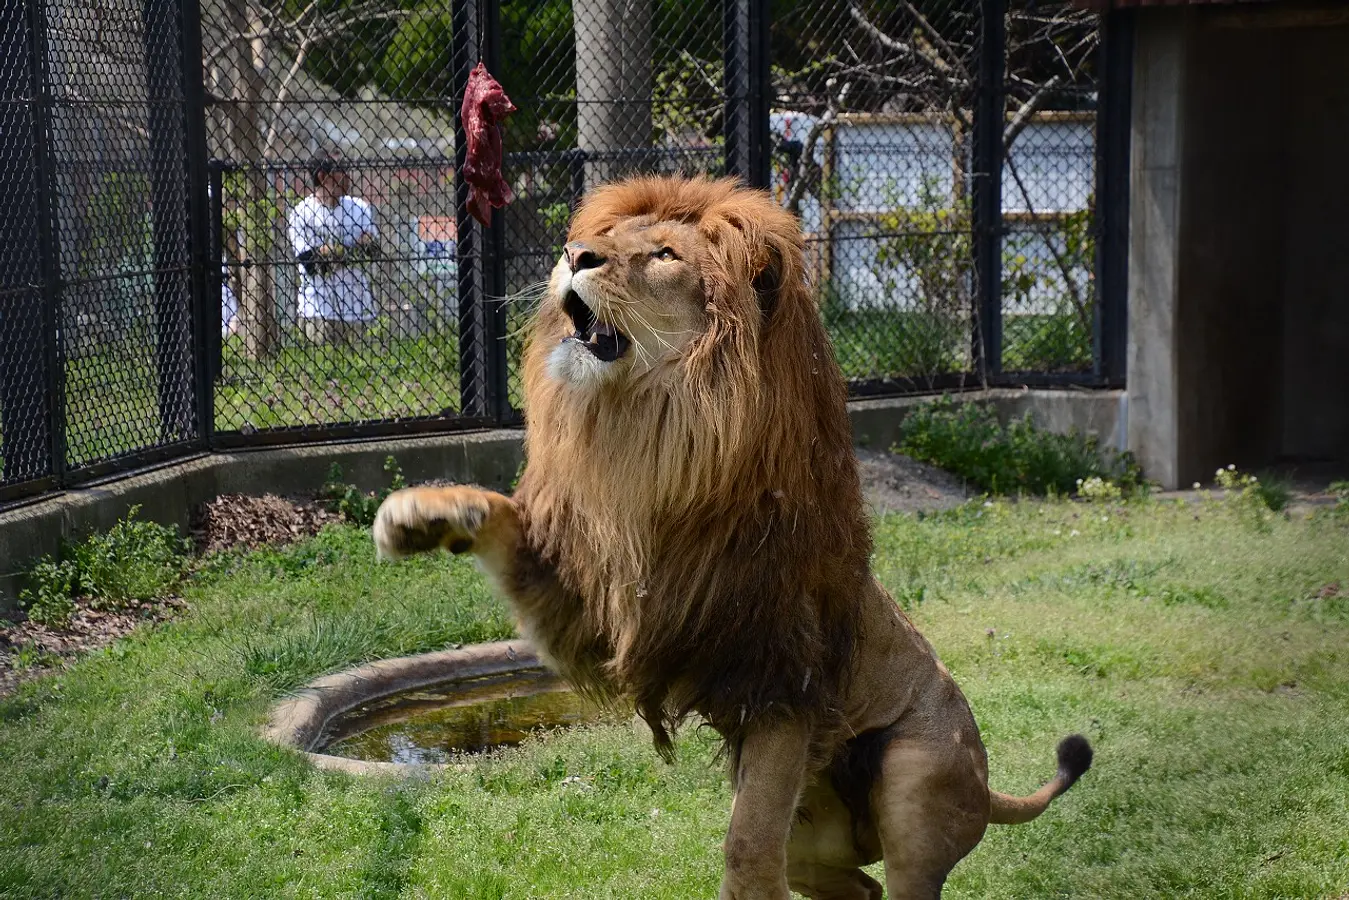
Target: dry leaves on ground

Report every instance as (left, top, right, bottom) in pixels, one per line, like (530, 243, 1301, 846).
(191, 493, 339, 556)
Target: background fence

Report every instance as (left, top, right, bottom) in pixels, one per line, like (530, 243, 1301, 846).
(0, 0, 1131, 506)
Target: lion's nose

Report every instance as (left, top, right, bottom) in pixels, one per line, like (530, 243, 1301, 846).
(564, 241, 606, 273)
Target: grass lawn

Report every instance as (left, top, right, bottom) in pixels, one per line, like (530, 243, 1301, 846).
(1, 498, 1347, 898)
(1, 307, 1093, 483)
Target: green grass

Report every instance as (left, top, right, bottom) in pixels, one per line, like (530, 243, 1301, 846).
(3, 497, 1349, 898)
(215, 326, 462, 432)
(2, 307, 1095, 479)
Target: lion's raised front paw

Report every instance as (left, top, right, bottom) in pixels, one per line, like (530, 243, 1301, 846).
(372, 486, 491, 560)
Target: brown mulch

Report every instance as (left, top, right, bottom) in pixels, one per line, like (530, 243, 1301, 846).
(190, 493, 340, 556)
(0, 597, 186, 699)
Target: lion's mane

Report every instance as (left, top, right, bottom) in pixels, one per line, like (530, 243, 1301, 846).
(513, 176, 871, 760)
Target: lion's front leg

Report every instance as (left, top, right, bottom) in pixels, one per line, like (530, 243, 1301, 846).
(373, 485, 521, 582)
(721, 719, 812, 900)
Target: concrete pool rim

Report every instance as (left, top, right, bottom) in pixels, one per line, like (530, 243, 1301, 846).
(261, 638, 547, 775)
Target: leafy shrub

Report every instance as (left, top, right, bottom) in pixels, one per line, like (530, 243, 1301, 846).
(1251, 474, 1293, 514)
(70, 507, 189, 608)
(19, 507, 188, 626)
(20, 560, 79, 628)
(320, 456, 406, 527)
(1076, 476, 1122, 503)
(898, 395, 1142, 497)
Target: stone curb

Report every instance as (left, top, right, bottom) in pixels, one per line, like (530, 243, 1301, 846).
(261, 638, 545, 775)
(1, 390, 1125, 608)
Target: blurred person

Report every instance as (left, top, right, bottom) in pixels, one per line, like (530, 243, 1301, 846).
(287, 153, 381, 344)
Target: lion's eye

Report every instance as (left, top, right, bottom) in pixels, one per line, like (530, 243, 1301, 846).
(652, 247, 678, 262)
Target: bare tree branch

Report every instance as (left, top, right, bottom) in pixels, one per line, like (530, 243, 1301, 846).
(786, 78, 852, 218)
(1003, 74, 1060, 152)
(897, 0, 968, 80)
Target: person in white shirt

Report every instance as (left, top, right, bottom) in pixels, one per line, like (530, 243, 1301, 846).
(287, 155, 382, 344)
(221, 261, 238, 337)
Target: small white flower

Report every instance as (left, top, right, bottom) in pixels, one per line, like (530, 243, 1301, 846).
(1228, 464, 1237, 471)
(1193, 482, 1202, 490)
(1070, 529, 1081, 537)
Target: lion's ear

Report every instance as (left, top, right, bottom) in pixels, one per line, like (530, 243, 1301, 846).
(752, 245, 783, 319)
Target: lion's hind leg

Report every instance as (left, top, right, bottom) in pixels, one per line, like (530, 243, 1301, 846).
(373, 485, 521, 574)
(873, 737, 990, 899)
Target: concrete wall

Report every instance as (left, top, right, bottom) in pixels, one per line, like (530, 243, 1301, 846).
(1128, 6, 1349, 487)
(1, 389, 1124, 608)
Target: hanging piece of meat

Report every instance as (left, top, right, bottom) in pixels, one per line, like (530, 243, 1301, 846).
(461, 61, 518, 227)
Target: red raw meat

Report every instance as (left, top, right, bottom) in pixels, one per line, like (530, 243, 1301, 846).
(461, 61, 517, 227)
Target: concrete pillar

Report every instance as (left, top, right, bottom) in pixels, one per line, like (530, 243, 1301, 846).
(1126, 11, 1189, 489)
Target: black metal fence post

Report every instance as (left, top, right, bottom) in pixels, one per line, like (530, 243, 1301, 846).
(1094, 8, 1133, 385)
(724, 0, 771, 189)
(972, 0, 1007, 381)
(482, 0, 510, 423)
(207, 163, 225, 399)
(182, 0, 214, 448)
(451, 0, 487, 419)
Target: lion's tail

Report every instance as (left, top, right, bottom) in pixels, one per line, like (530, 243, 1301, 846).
(988, 734, 1093, 826)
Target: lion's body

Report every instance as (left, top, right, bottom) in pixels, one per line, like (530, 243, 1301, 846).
(374, 177, 1091, 899)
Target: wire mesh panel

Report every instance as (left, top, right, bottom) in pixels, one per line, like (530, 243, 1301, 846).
(1000, 1, 1099, 374)
(0, 0, 203, 498)
(770, 0, 983, 391)
(201, 0, 469, 438)
(496, 0, 733, 412)
(47, 0, 201, 471)
(0, 1, 55, 494)
(1, 0, 1123, 507)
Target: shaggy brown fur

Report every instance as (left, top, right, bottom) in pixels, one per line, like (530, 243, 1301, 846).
(372, 176, 1092, 899)
(516, 177, 868, 762)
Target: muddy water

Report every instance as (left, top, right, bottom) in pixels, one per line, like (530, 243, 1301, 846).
(320, 668, 605, 765)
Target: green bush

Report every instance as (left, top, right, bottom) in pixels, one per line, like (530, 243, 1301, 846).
(19, 507, 188, 626)
(898, 395, 1142, 497)
(20, 560, 79, 628)
(69, 507, 189, 609)
(320, 456, 407, 527)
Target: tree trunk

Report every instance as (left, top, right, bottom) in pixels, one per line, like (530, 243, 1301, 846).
(573, 0, 653, 190)
(223, 0, 277, 359)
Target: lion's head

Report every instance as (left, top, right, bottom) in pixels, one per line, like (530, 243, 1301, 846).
(516, 176, 870, 758)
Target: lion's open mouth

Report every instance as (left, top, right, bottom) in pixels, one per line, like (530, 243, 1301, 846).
(563, 289, 630, 363)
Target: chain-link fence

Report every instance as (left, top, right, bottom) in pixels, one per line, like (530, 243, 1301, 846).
(770, 0, 1122, 392)
(1, 0, 1128, 505)
(2, 0, 207, 504)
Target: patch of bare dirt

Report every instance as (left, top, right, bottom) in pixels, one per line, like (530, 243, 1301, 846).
(191, 493, 339, 555)
(855, 448, 971, 515)
(0, 597, 186, 699)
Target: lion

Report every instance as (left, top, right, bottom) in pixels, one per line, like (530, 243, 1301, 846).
(372, 176, 1092, 899)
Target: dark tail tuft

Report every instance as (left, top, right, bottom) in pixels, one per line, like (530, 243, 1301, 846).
(1053, 734, 1094, 794)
